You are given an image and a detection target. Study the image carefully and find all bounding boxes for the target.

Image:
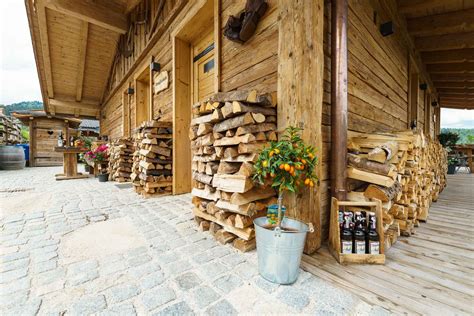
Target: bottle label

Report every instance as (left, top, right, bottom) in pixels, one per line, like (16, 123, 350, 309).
(355, 241, 366, 254)
(369, 241, 380, 254)
(341, 241, 352, 254)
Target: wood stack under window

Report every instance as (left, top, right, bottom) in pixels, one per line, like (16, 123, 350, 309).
(131, 120, 173, 198)
(108, 137, 134, 182)
(346, 130, 447, 250)
(190, 90, 277, 252)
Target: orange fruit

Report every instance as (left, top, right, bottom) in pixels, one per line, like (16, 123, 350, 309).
(270, 172, 275, 178)
(301, 159, 307, 165)
(284, 164, 291, 171)
(279, 164, 285, 170)
(309, 180, 314, 187)
(269, 151, 274, 157)
(304, 178, 310, 185)
(290, 166, 295, 174)
(308, 153, 314, 159)
(262, 160, 268, 167)
(274, 149, 280, 154)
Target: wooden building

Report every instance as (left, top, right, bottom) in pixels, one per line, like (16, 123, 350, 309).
(13, 111, 81, 167)
(26, 0, 473, 253)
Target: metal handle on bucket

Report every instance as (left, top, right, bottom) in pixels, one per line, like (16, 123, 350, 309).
(308, 222, 315, 233)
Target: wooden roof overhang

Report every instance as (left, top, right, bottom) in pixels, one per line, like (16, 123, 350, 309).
(25, 0, 141, 119)
(399, 0, 474, 110)
(13, 110, 81, 128)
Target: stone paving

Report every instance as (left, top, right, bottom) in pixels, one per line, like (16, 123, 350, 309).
(0, 166, 388, 315)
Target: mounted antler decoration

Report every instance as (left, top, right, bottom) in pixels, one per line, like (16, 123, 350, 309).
(223, 0, 268, 44)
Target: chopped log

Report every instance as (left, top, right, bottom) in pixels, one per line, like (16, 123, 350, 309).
(232, 101, 277, 116)
(255, 132, 266, 141)
(206, 201, 218, 215)
(213, 113, 255, 133)
(215, 200, 256, 216)
(367, 141, 399, 163)
(347, 153, 394, 176)
(205, 162, 219, 175)
(234, 210, 266, 228)
(222, 153, 258, 163)
(214, 134, 256, 146)
(230, 186, 275, 205)
(215, 210, 232, 220)
(197, 123, 213, 136)
(233, 238, 256, 252)
(235, 123, 276, 136)
(364, 182, 402, 202)
(213, 174, 254, 193)
(221, 102, 234, 118)
(208, 90, 257, 103)
(192, 172, 213, 185)
(193, 208, 254, 240)
(226, 214, 236, 226)
(191, 188, 220, 201)
(211, 108, 223, 121)
(225, 130, 235, 137)
(347, 167, 395, 187)
(251, 113, 266, 123)
(215, 229, 237, 245)
(148, 145, 171, 157)
(199, 220, 210, 232)
(237, 162, 254, 176)
(191, 113, 214, 125)
(220, 191, 233, 201)
(223, 146, 239, 158)
(238, 142, 268, 154)
(209, 221, 222, 236)
(189, 126, 198, 140)
(217, 162, 241, 174)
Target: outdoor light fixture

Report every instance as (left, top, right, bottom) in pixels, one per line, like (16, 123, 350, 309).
(431, 100, 438, 107)
(127, 87, 134, 95)
(380, 21, 394, 37)
(419, 83, 427, 90)
(150, 62, 161, 72)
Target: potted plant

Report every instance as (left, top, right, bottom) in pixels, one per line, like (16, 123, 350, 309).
(253, 126, 318, 284)
(447, 156, 458, 174)
(90, 144, 109, 182)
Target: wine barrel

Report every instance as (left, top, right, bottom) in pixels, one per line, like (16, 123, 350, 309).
(0, 145, 26, 170)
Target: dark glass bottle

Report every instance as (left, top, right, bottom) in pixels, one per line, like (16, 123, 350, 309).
(367, 212, 380, 254)
(354, 229, 366, 254)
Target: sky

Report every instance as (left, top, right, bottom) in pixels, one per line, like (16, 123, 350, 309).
(441, 108, 474, 129)
(0, 0, 42, 105)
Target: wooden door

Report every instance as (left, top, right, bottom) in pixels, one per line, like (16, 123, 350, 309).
(135, 68, 151, 127)
(192, 29, 215, 104)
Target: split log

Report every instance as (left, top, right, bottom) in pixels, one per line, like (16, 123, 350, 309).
(215, 200, 256, 216)
(215, 229, 237, 245)
(364, 182, 402, 202)
(367, 141, 399, 163)
(238, 142, 268, 154)
(205, 162, 219, 175)
(199, 221, 210, 231)
(213, 174, 254, 193)
(214, 134, 256, 146)
(197, 123, 213, 136)
(230, 186, 275, 205)
(217, 162, 241, 174)
(209, 222, 222, 236)
(237, 162, 254, 177)
(191, 188, 220, 201)
(347, 167, 395, 187)
(232, 101, 276, 116)
(235, 123, 276, 136)
(347, 153, 394, 176)
(233, 238, 256, 252)
(192, 172, 213, 185)
(251, 113, 266, 123)
(213, 113, 255, 133)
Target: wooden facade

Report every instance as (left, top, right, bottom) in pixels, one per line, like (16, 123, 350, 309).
(13, 112, 80, 167)
(27, 0, 473, 252)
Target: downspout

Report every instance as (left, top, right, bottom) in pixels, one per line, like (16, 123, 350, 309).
(331, 0, 348, 201)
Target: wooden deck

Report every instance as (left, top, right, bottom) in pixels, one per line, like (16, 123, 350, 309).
(302, 174, 474, 315)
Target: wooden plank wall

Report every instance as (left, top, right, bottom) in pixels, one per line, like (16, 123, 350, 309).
(101, 0, 278, 140)
(31, 118, 65, 166)
(320, 0, 434, 241)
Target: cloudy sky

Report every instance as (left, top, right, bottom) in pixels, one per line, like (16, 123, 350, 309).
(0, 0, 472, 129)
(0, 0, 42, 105)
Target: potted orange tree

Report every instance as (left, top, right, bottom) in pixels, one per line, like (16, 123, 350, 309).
(253, 126, 318, 284)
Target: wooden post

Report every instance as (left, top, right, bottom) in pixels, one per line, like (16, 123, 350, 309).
(424, 92, 431, 136)
(277, 0, 325, 254)
(29, 118, 35, 167)
(408, 72, 419, 128)
(331, 0, 348, 202)
(435, 106, 441, 136)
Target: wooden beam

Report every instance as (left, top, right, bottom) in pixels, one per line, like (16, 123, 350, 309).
(427, 62, 474, 73)
(277, 0, 324, 253)
(36, 3, 54, 98)
(415, 32, 474, 52)
(437, 88, 474, 94)
(75, 21, 88, 102)
(422, 49, 474, 64)
(49, 99, 100, 111)
(440, 102, 474, 109)
(407, 9, 474, 37)
(43, 0, 127, 34)
(438, 93, 474, 99)
(434, 81, 474, 88)
(431, 73, 474, 82)
(398, 0, 469, 17)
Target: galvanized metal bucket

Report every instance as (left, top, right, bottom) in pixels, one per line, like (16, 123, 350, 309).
(254, 217, 310, 284)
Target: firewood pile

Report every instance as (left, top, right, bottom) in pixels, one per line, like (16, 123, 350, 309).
(131, 120, 173, 198)
(347, 129, 447, 250)
(190, 90, 278, 252)
(108, 138, 134, 182)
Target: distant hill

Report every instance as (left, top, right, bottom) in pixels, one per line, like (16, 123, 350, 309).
(441, 128, 474, 144)
(0, 101, 43, 116)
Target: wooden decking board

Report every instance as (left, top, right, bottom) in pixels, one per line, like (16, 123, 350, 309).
(303, 174, 474, 314)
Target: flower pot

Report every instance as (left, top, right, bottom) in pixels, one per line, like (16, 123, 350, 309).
(84, 165, 90, 173)
(447, 164, 456, 174)
(98, 173, 109, 182)
(254, 217, 309, 284)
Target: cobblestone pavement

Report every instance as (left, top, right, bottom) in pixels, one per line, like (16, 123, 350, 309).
(1, 167, 388, 315)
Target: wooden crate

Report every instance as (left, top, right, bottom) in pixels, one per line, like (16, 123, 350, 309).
(329, 197, 385, 264)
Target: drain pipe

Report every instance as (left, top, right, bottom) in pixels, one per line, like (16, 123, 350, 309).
(331, 0, 348, 201)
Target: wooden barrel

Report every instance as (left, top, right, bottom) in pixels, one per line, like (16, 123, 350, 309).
(0, 146, 26, 170)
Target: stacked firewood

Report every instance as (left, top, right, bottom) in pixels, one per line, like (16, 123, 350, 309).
(190, 90, 278, 252)
(108, 138, 134, 182)
(131, 120, 173, 198)
(346, 129, 447, 249)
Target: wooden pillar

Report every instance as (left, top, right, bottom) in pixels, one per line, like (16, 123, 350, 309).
(424, 92, 431, 136)
(435, 106, 441, 136)
(29, 118, 35, 167)
(277, 0, 325, 254)
(408, 72, 419, 128)
(330, 0, 348, 202)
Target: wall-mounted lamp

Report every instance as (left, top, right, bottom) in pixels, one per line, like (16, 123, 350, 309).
(410, 119, 417, 130)
(419, 83, 427, 90)
(150, 62, 161, 72)
(431, 100, 438, 107)
(380, 21, 394, 37)
(127, 87, 135, 95)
